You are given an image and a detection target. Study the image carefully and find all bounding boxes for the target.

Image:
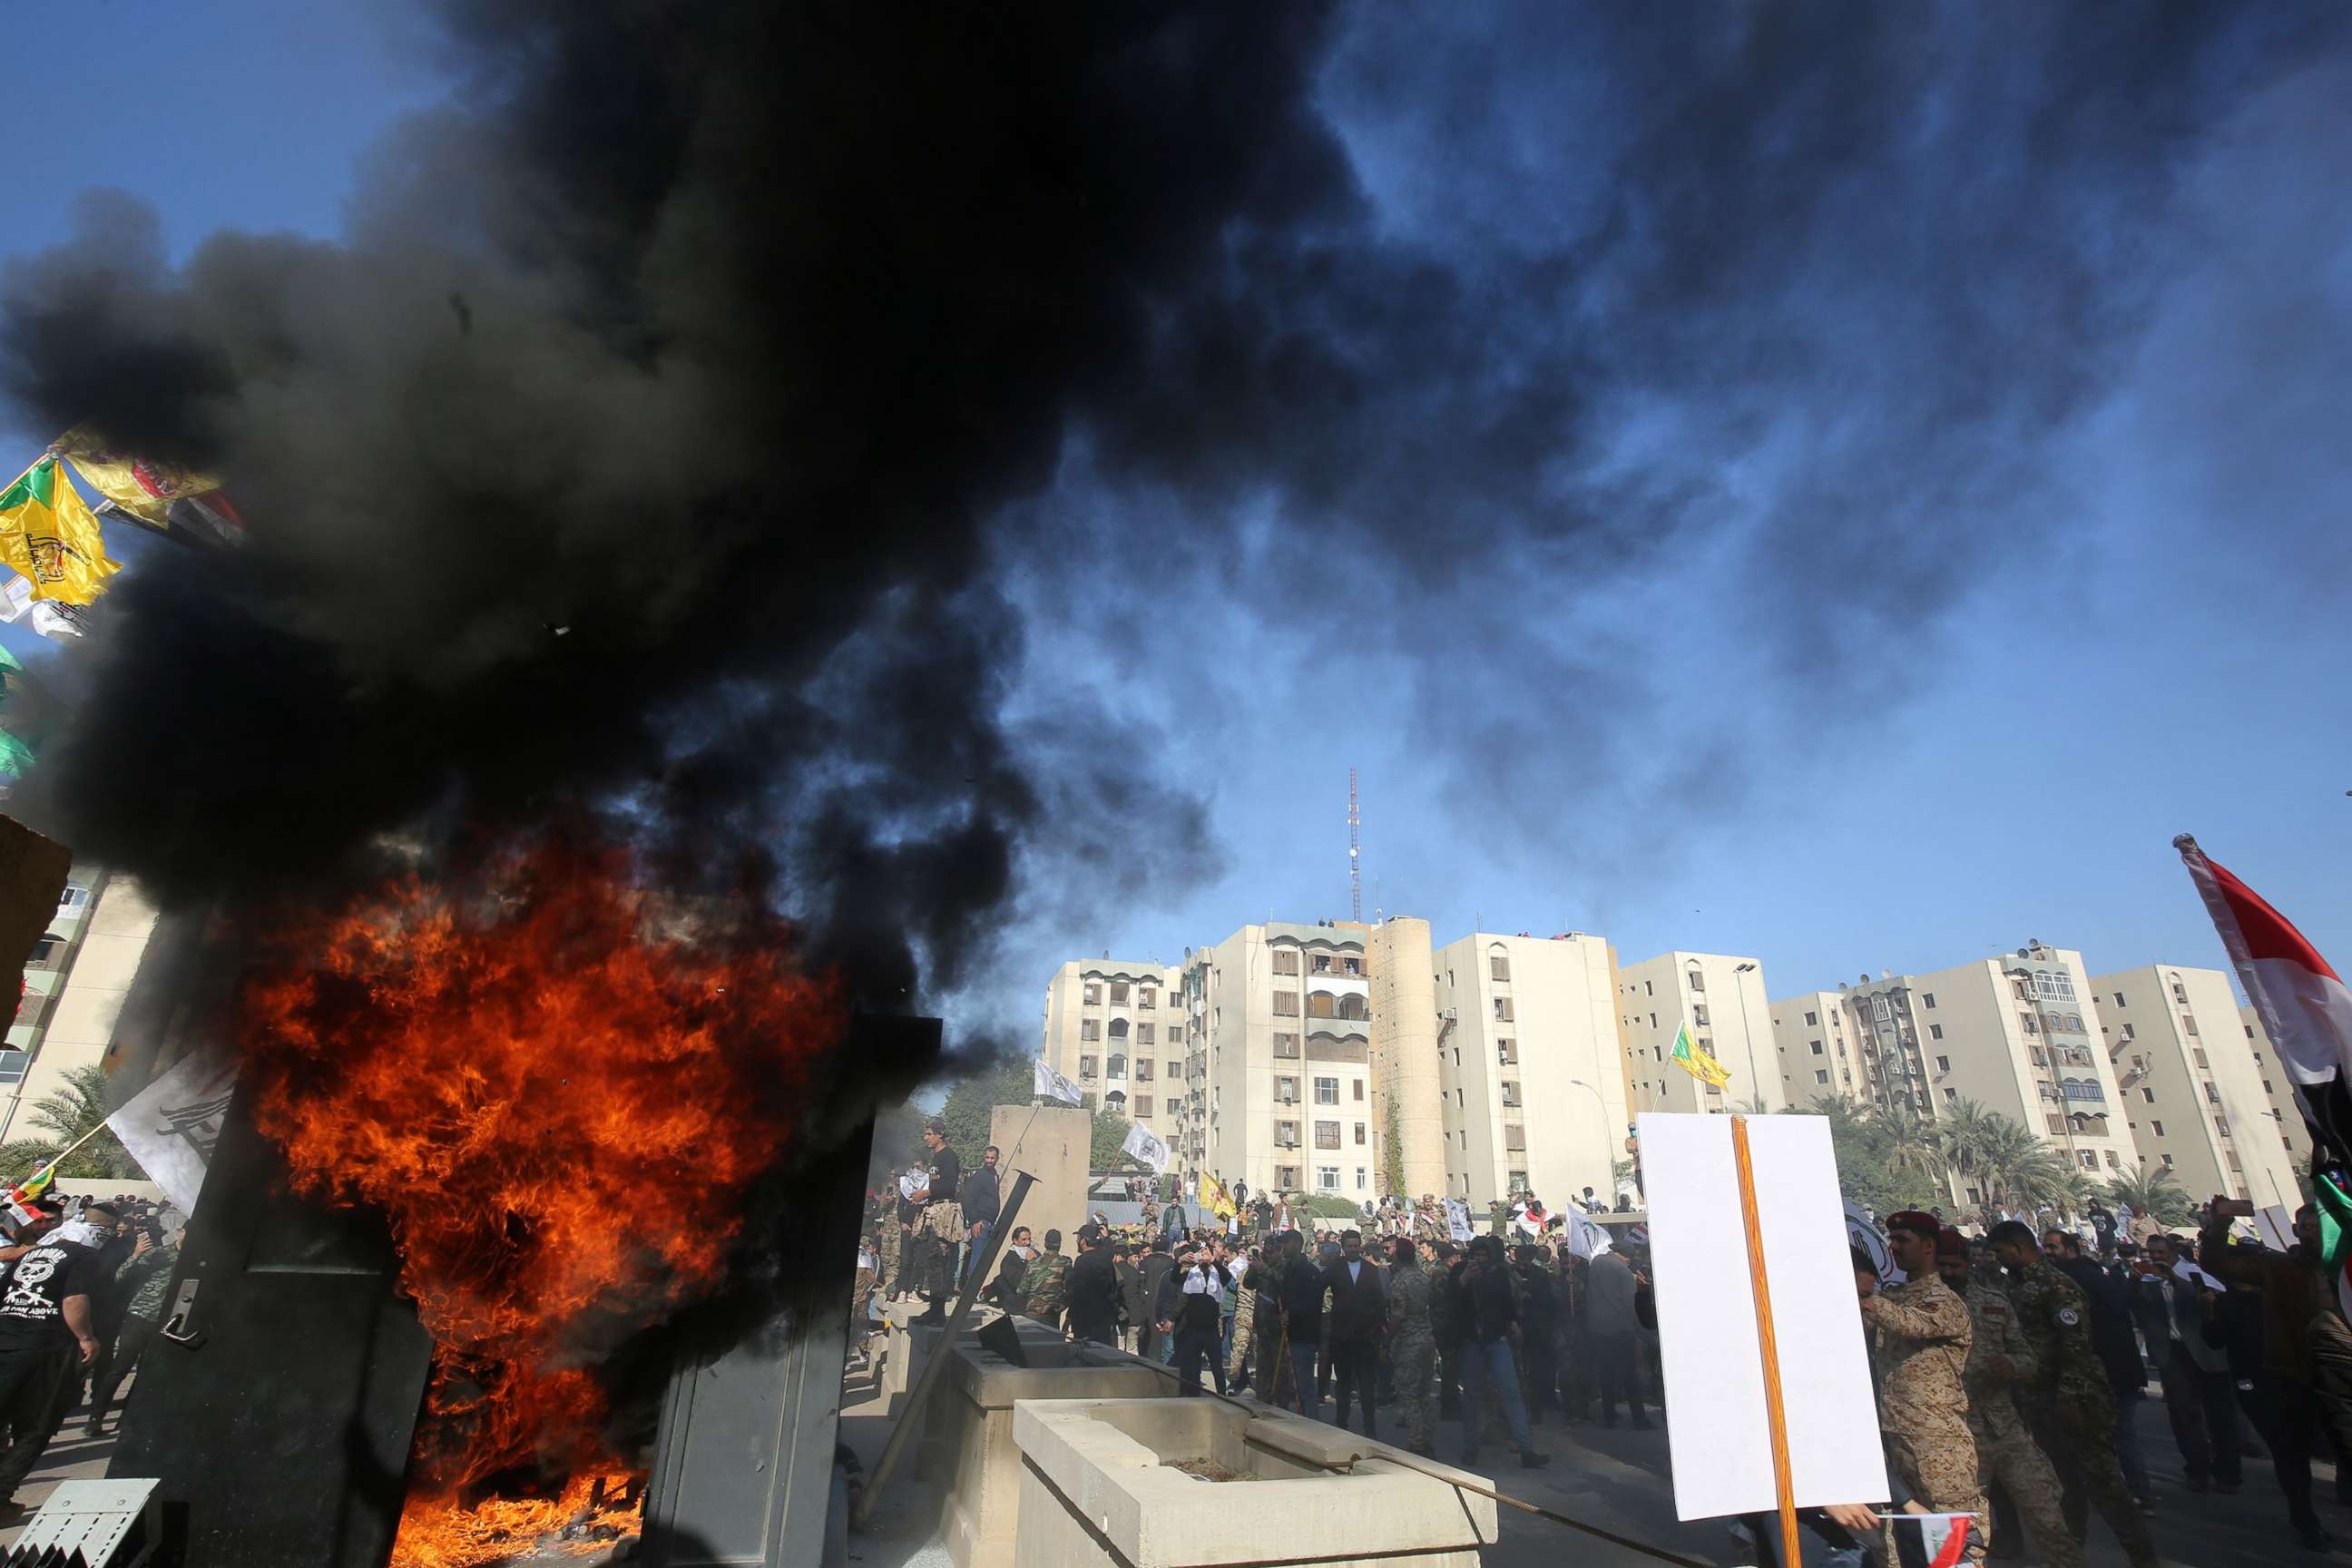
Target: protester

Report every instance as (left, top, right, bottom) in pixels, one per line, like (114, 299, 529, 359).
(906, 1120, 964, 1324)
(1136, 1235, 1178, 1362)
(1860, 1211, 1984, 1560)
(1936, 1225, 2078, 1568)
(1387, 1234, 1439, 1456)
(1584, 1247, 1649, 1428)
(1022, 1229, 1071, 1327)
(1324, 1228, 1385, 1438)
(1276, 1230, 1326, 1417)
(1112, 1242, 1147, 1353)
(958, 1144, 1002, 1291)
(1064, 1223, 1123, 1347)
(1166, 1240, 1232, 1396)
(2132, 1232, 2240, 1494)
(1447, 1234, 1549, 1469)
(1987, 1220, 2158, 1568)
(0, 1199, 102, 1520)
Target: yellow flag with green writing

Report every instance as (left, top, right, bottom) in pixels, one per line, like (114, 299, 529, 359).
(1670, 1022, 1733, 1090)
(0, 456, 121, 604)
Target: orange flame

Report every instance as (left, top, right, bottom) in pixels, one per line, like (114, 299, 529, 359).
(240, 837, 846, 1565)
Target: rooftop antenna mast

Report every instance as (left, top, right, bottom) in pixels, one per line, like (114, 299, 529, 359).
(1348, 767, 1363, 923)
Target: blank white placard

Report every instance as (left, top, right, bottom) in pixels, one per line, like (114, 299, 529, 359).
(1638, 1112, 1886, 1521)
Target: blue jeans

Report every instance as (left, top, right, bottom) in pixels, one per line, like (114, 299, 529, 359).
(1459, 1338, 1533, 1455)
(1288, 1342, 1321, 1416)
(958, 1222, 992, 1289)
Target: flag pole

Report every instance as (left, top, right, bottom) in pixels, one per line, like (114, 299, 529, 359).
(1731, 1114, 1800, 1568)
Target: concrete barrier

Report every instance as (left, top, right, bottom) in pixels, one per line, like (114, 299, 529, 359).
(939, 1338, 1173, 1568)
(1011, 1396, 1497, 1568)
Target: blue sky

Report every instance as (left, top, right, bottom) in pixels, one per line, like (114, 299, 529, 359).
(2, 6, 2347, 1049)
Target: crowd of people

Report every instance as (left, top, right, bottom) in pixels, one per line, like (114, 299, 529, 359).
(855, 1129, 2352, 1566)
(0, 1191, 184, 1520)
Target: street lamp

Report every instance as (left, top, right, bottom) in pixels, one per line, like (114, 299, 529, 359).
(1732, 962, 1764, 1108)
(1567, 1077, 1611, 1205)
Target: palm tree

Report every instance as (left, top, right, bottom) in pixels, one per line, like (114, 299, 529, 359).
(2107, 1162, 2195, 1225)
(1935, 1098, 1998, 1191)
(26, 1064, 137, 1180)
(1868, 1103, 1946, 1186)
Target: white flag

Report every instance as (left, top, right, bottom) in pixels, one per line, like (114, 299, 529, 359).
(105, 1048, 239, 1218)
(1444, 1197, 1472, 1241)
(1121, 1121, 1169, 1172)
(1034, 1057, 1083, 1106)
(1565, 1206, 1614, 1259)
(1844, 1198, 1903, 1285)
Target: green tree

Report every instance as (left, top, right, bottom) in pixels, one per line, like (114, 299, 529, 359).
(1298, 1193, 1361, 1220)
(26, 1065, 136, 1180)
(936, 1059, 1031, 1172)
(1092, 1110, 1146, 1171)
(1810, 1097, 1943, 1215)
(2106, 1163, 2196, 1225)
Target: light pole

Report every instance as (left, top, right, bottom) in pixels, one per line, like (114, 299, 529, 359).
(1732, 961, 1765, 1109)
(1568, 1077, 1612, 1206)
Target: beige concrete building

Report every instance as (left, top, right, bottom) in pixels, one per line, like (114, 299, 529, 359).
(1848, 943, 2137, 1193)
(1620, 952, 1782, 1114)
(1432, 933, 1630, 1210)
(2093, 965, 2300, 1209)
(1367, 917, 1446, 1201)
(0, 870, 160, 1144)
(2240, 1006, 2316, 1182)
(1038, 957, 1184, 1140)
(1772, 990, 1868, 1109)
(1183, 922, 1374, 1200)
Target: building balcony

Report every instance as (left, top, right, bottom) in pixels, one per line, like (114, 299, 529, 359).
(1306, 1014, 1370, 1039)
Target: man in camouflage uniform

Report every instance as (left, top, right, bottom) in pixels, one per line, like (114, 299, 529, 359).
(1022, 1228, 1072, 1330)
(1936, 1227, 2079, 1568)
(1861, 1211, 1985, 1562)
(1386, 1234, 1439, 1455)
(1988, 1221, 2158, 1568)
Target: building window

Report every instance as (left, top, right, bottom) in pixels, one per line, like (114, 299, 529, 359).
(1688, 969, 1706, 993)
(1081, 1020, 1100, 1043)
(1274, 1033, 1299, 1058)
(1134, 1059, 1154, 1082)
(1490, 954, 1511, 981)
(1109, 1018, 1129, 1040)
(2227, 1151, 2243, 1171)
(1504, 1125, 1527, 1151)
(2204, 1083, 2221, 1104)
(2184, 1014, 2200, 1037)
(2216, 1115, 2231, 1137)
(1943, 1087, 1958, 1102)
(1315, 1077, 1339, 1105)
(1083, 982, 1101, 1004)
(1109, 982, 1129, 1005)
(1318, 1166, 1340, 1191)
(1273, 991, 1299, 1017)
(2192, 1047, 2210, 1069)
(1135, 1094, 1153, 1118)
(2019, 1013, 2039, 1035)
(1810, 1042, 1824, 1055)
(2046, 1113, 2065, 1135)
(2122, 1023, 2134, 1040)
(1352, 1079, 1365, 1101)
(1645, 980, 1653, 996)
(1498, 1038, 1518, 1064)
(1135, 1023, 1154, 1045)
(1923, 993, 1936, 1010)
(1278, 1165, 1299, 1189)
(2080, 1152, 2097, 1171)
(1501, 1081, 1521, 1107)
(1107, 1054, 1126, 1079)
(1346, 956, 1361, 975)
(1494, 997, 1514, 1022)
(1508, 1170, 1529, 1193)
(2161, 1153, 2175, 1168)
(1816, 1070, 1829, 1085)
(1929, 1024, 1944, 1040)
(1354, 1122, 1367, 1145)
(1693, 1004, 1711, 1027)
(1804, 1010, 1819, 1026)
(1936, 1055, 1950, 1072)
(1278, 1120, 1299, 1147)
(1271, 948, 1299, 975)
(1080, 1055, 1098, 1079)
(1315, 1121, 1340, 1149)
(2151, 1119, 2165, 1136)
(1138, 987, 1154, 1009)
(1277, 1076, 1298, 1103)
(2141, 1088, 2155, 1103)
(1357, 1167, 1368, 1190)
(1313, 954, 1331, 974)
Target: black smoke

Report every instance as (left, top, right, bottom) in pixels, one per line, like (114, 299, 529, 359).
(4, 1, 2343, 1010)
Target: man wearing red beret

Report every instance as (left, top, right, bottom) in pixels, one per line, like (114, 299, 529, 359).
(1858, 1210, 1985, 1561)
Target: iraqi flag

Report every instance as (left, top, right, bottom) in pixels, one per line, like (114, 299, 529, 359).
(2175, 836, 2352, 1166)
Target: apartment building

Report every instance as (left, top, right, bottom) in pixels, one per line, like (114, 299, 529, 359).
(1771, 990, 1868, 1108)
(2092, 965, 2299, 1208)
(1620, 952, 1782, 1114)
(1431, 932, 1630, 1209)
(2240, 1006, 2317, 1180)
(1183, 922, 1375, 1200)
(0, 870, 161, 1144)
(1038, 956, 1184, 1140)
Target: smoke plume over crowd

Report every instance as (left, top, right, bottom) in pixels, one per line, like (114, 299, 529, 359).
(4, 0, 2346, 1032)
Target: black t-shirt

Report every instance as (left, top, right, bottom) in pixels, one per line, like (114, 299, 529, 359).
(927, 1147, 962, 1208)
(0, 1240, 101, 1352)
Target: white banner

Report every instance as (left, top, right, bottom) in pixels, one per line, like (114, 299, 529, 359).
(1034, 1057, 1083, 1106)
(1444, 1197, 1472, 1241)
(1565, 1206, 1614, 1259)
(1120, 1122, 1169, 1172)
(1843, 1198, 1903, 1286)
(104, 1049, 238, 1219)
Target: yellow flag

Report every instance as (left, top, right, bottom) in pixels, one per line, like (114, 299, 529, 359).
(0, 457, 122, 605)
(54, 426, 220, 529)
(1670, 1022, 1734, 1091)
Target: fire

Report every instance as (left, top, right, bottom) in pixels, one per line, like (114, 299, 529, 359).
(390, 1474, 641, 1567)
(240, 836, 846, 1566)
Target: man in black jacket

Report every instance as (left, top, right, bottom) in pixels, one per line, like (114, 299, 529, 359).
(1065, 1224, 1124, 1348)
(957, 1145, 1002, 1291)
(1324, 1229, 1387, 1436)
(1136, 1236, 1178, 1362)
(1447, 1235, 1549, 1469)
(1276, 1231, 1326, 1416)
(1112, 1243, 1149, 1354)
(1164, 1242, 1233, 1396)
